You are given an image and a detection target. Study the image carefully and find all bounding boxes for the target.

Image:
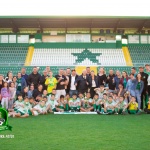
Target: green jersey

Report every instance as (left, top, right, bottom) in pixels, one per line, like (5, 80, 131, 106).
(17, 78, 22, 91)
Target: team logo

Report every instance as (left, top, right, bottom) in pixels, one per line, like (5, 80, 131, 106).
(0, 107, 12, 132)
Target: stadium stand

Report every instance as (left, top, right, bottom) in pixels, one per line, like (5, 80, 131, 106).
(31, 48, 126, 66)
(128, 44, 150, 66)
(0, 44, 28, 65)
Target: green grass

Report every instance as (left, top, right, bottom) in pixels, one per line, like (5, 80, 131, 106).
(0, 114, 150, 150)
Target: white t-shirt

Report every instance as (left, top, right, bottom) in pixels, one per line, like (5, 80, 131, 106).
(69, 99, 80, 107)
(92, 80, 96, 87)
(70, 75, 76, 90)
(147, 75, 150, 85)
(48, 100, 58, 109)
(105, 101, 115, 108)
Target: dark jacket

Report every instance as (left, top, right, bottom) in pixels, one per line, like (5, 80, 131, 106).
(75, 75, 90, 91)
(21, 74, 28, 85)
(28, 72, 41, 89)
(88, 75, 99, 88)
(106, 74, 116, 90)
(97, 74, 107, 86)
(114, 76, 121, 89)
(39, 75, 47, 90)
(140, 72, 148, 91)
(32, 89, 43, 99)
(67, 74, 78, 91)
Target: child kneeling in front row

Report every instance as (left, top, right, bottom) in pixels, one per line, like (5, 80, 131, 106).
(128, 96, 141, 114)
(32, 100, 47, 116)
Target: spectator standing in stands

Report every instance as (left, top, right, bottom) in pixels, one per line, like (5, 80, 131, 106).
(89, 70, 98, 98)
(68, 69, 78, 98)
(55, 69, 67, 98)
(97, 67, 107, 87)
(75, 70, 90, 94)
(120, 71, 129, 89)
(139, 66, 148, 109)
(28, 67, 41, 89)
(16, 72, 27, 94)
(21, 67, 28, 84)
(114, 70, 121, 89)
(39, 70, 48, 90)
(131, 67, 137, 77)
(106, 69, 115, 93)
(86, 67, 91, 76)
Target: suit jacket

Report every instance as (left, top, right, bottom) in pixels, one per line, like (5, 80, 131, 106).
(88, 75, 99, 88)
(67, 74, 78, 91)
(75, 75, 90, 91)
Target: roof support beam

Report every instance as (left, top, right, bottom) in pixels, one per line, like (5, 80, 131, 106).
(10, 19, 19, 33)
(137, 19, 147, 33)
(37, 19, 43, 33)
(113, 19, 120, 33)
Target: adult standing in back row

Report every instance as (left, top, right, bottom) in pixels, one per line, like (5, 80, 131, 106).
(106, 69, 115, 92)
(28, 67, 41, 89)
(139, 66, 148, 109)
(97, 67, 107, 87)
(55, 69, 67, 98)
(75, 70, 90, 94)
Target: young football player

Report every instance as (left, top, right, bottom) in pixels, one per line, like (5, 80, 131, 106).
(93, 93, 100, 112)
(69, 94, 81, 112)
(48, 89, 59, 102)
(94, 85, 106, 99)
(104, 96, 115, 114)
(57, 95, 66, 112)
(98, 93, 108, 113)
(12, 97, 32, 118)
(128, 96, 141, 114)
(144, 98, 150, 114)
(32, 100, 47, 116)
(114, 96, 128, 114)
(47, 94, 62, 112)
(80, 92, 93, 112)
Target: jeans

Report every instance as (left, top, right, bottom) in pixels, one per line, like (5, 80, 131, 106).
(135, 90, 141, 109)
(69, 90, 78, 98)
(1, 97, 9, 109)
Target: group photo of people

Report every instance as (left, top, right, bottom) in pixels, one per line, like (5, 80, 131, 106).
(0, 65, 150, 117)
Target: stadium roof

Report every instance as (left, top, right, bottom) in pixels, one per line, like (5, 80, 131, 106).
(0, 17, 150, 33)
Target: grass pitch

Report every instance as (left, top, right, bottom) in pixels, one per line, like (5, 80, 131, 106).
(0, 114, 150, 150)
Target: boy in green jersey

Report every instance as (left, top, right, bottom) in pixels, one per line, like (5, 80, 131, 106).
(80, 92, 93, 112)
(69, 94, 81, 112)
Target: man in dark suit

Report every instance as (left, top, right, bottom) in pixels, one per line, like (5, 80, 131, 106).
(67, 69, 78, 98)
(75, 70, 90, 94)
(139, 66, 148, 109)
